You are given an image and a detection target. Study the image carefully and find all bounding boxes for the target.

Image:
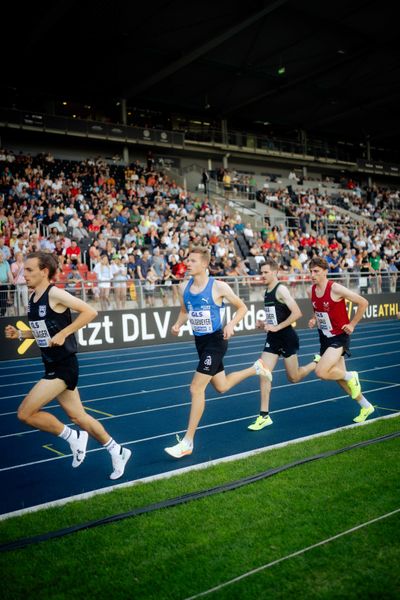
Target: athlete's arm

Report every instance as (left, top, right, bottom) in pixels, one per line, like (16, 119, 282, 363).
(306, 286, 317, 328)
(265, 285, 302, 332)
(171, 281, 189, 335)
(48, 286, 98, 346)
(331, 282, 369, 333)
(5, 325, 34, 340)
(214, 280, 247, 340)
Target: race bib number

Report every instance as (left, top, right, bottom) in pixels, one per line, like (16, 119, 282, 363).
(315, 311, 333, 337)
(29, 319, 52, 347)
(189, 309, 213, 334)
(264, 306, 278, 326)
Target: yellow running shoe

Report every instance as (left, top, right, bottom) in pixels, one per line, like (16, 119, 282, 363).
(353, 405, 375, 423)
(248, 415, 273, 431)
(347, 371, 361, 399)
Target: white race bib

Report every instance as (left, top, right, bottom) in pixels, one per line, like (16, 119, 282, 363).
(189, 309, 213, 333)
(29, 319, 52, 347)
(264, 306, 278, 326)
(315, 311, 333, 337)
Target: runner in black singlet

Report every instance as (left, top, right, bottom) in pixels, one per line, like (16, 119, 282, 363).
(248, 258, 319, 431)
(5, 251, 131, 480)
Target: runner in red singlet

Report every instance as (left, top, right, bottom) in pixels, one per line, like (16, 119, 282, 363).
(308, 256, 375, 423)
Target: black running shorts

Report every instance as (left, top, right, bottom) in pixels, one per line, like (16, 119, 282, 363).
(318, 330, 351, 357)
(194, 330, 228, 376)
(263, 326, 300, 358)
(43, 354, 79, 390)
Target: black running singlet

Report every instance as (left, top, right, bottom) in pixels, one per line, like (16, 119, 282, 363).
(28, 284, 78, 363)
(263, 283, 291, 330)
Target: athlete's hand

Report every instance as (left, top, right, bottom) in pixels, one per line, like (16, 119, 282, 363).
(171, 323, 181, 336)
(223, 322, 235, 340)
(256, 319, 265, 329)
(50, 332, 66, 346)
(342, 323, 354, 334)
(264, 323, 280, 333)
(308, 317, 316, 329)
(5, 325, 18, 339)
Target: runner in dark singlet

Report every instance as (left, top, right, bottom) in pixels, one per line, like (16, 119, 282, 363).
(248, 258, 319, 431)
(5, 251, 131, 480)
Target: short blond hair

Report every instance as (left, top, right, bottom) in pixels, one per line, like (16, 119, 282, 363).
(190, 247, 211, 265)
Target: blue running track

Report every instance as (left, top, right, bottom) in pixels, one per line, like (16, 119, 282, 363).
(0, 319, 399, 519)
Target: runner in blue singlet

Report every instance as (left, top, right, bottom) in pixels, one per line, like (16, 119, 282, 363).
(164, 247, 272, 459)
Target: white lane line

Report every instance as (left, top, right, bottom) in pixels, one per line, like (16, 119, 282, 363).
(3, 329, 400, 378)
(0, 412, 398, 521)
(0, 319, 397, 368)
(183, 508, 400, 600)
(0, 383, 399, 468)
(1, 337, 400, 390)
(0, 321, 398, 374)
(0, 348, 399, 408)
(1, 365, 400, 439)
(1, 324, 397, 375)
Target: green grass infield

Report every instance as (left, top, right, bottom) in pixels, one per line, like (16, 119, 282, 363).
(1, 415, 399, 599)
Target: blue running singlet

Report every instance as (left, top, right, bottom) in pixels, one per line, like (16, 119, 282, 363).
(183, 277, 226, 336)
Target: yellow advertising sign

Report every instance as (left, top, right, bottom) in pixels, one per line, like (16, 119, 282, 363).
(16, 321, 35, 355)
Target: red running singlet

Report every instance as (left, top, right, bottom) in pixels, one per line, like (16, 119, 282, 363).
(311, 280, 349, 337)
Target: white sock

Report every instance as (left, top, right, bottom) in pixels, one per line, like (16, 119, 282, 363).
(358, 395, 372, 409)
(343, 372, 354, 381)
(104, 438, 122, 457)
(182, 437, 193, 448)
(59, 425, 77, 442)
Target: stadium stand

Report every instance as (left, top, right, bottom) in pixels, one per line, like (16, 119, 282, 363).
(0, 146, 399, 316)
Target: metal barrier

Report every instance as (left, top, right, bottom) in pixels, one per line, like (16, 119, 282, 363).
(2, 271, 398, 318)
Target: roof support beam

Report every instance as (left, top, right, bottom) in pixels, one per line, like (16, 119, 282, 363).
(124, 0, 289, 98)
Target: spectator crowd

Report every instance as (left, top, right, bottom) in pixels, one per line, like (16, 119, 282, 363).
(0, 148, 399, 317)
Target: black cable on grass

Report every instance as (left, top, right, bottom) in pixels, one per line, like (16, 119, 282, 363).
(1, 430, 399, 553)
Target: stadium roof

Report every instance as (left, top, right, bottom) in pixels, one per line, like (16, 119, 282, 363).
(2, 0, 399, 147)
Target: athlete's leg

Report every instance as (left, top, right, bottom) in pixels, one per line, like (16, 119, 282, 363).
(335, 356, 374, 420)
(165, 370, 213, 458)
(314, 347, 346, 381)
(247, 352, 278, 431)
(58, 386, 131, 477)
(58, 387, 111, 444)
(284, 353, 317, 383)
(258, 352, 279, 412)
(211, 364, 261, 393)
(333, 356, 354, 397)
(186, 371, 213, 441)
(17, 378, 69, 434)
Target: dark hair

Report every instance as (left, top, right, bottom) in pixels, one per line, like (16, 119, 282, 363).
(26, 251, 58, 279)
(309, 256, 329, 270)
(260, 257, 279, 272)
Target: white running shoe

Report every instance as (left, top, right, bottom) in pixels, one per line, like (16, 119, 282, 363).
(70, 431, 89, 468)
(110, 447, 132, 480)
(164, 436, 193, 459)
(253, 359, 273, 382)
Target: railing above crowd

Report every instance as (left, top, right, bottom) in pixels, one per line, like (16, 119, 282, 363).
(3, 270, 398, 318)
(1, 146, 399, 325)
